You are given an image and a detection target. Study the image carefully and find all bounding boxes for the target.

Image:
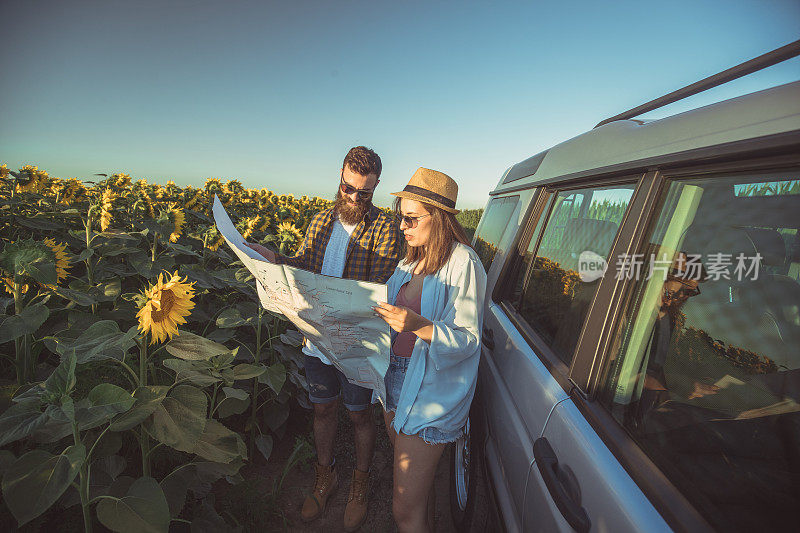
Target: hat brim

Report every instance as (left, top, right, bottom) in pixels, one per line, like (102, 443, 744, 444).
(390, 191, 459, 214)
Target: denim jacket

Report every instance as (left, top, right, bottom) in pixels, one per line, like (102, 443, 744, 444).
(380, 243, 487, 437)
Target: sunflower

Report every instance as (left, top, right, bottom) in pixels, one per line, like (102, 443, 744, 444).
(99, 188, 114, 231)
(43, 238, 70, 284)
(276, 221, 303, 252)
(168, 204, 185, 243)
(136, 271, 196, 344)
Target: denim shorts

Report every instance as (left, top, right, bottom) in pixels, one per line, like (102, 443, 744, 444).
(384, 354, 464, 445)
(304, 355, 372, 411)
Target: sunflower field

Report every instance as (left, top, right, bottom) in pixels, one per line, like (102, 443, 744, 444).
(0, 164, 339, 531)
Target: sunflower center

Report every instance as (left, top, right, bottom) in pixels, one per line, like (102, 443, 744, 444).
(151, 289, 176, 322)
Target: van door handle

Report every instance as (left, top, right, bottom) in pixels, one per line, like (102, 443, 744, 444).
(482, 327, 494, 350)
(533, 437, 590, 533)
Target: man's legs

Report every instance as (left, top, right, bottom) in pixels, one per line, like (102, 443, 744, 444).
(339, 372, 375, 531)
(301, 355, 342, 522)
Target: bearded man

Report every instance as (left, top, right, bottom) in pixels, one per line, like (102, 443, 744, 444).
(246, 146, 402, 531)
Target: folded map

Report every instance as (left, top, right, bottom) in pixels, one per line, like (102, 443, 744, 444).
(212, 195, 389, 398)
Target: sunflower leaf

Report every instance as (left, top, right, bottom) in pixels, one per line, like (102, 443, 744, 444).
(143, 385, 207, 453)
(1, 444, 85, 526)
(257, 363, 286, 395)
(0, 400, 48, 447)
(215, 387, 250, 418)
(50, 320, 137, 364)
(165, 331, 230, 361)
(95, 476, 170, 533)
(109, 386, 169, 432)
(0, 303, 49, 344)
(193, 419, 247, 463)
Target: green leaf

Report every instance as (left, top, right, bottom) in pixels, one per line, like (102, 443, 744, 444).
(258, 363, 286, 394)
(193, 419, 247, 463)
(2, 444, 85, 526)
(96, 476, 170, 533)
(163, 359, 221, 387)
(255, 434, 273, 462)
(263, 402, 289, 433)
(51, 321, 137, 364)
(165, 331, 230, 361)
(79, 384, 135, 425)
(233, 363, 266, 380)
(143, 385, 207, 453)
(51, 286, 98, 306)
(0, 303, 49, 344)
(109, 386, 169, 432)
(159, 464, 196, 517)
(215, 306, 257, 328)
(45, 350, 77, 396)
(0, 400, 48, 447)
(215, 387, 250, 418)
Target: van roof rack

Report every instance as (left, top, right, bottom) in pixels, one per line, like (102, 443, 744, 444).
(595, 39, 800, 128)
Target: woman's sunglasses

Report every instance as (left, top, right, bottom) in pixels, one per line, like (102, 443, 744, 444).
(340, 176, 375, 200)
(396, 213, 431, 228)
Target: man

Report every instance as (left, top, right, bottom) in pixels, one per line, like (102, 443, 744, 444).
(246, 146, 402, 531)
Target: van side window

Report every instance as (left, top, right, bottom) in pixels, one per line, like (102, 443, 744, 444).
(472, 196, 519, 271)
(508, 185, 635, 366)
(598, 172, 800, 531)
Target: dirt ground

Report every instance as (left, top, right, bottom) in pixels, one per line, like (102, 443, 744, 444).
(247, 404, 457, 532)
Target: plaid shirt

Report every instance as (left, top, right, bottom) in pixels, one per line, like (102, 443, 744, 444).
(277, 205, 402, 283)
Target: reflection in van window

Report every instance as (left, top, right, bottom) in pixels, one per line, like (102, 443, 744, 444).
(511, 185, 635, 366)
(600, 172, 800, 531)
(472, 196, 519, 271)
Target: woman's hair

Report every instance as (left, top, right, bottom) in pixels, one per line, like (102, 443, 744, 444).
(394, 197, 472, 275)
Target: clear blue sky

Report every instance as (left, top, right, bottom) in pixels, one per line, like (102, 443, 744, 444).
(1, 0, 798, 208)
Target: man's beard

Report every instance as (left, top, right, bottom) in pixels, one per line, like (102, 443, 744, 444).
(334, 189, 371, 226)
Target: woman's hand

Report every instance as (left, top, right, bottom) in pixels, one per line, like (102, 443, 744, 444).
(373, 302, 433, 341)
(244, 242, 276, 262)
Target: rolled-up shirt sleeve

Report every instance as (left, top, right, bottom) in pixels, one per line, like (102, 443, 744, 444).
(427, 255, 487, 371)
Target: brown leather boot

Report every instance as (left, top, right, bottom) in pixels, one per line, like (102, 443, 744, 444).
(343, 468, 369, 531)
(301, 462, 338, 522)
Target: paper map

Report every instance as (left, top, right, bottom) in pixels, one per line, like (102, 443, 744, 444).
(213, 195, 389, 398)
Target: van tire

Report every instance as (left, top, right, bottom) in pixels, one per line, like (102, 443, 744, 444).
(450, 404, 492, 531)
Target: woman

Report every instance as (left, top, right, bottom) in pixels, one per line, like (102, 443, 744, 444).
(374, 167, 486, 532)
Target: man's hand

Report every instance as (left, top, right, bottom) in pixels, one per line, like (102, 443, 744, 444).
(244, 242, 276, 262)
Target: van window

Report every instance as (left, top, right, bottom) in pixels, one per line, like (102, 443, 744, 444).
(598, 171, 800, 531)
(508, 184, 635, 366)
(473, 196, 519, 271)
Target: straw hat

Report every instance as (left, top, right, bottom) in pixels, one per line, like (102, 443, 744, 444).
(391, 167, 459, 214)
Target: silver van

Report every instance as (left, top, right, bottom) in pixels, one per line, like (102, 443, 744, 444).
(449, 42, 800, 532)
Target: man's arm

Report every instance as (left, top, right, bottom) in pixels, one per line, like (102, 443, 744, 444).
(370, 217, 403, 283)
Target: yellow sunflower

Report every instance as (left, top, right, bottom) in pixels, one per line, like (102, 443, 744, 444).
(100, 189, 114, 231)
(168, 204, 185, 243)
(136, 271, 196, 344)
(43, 238, 70, 284)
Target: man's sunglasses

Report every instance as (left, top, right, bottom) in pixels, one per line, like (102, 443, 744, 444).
(396, 213, 431, 228)
(340, 176, 376, 200)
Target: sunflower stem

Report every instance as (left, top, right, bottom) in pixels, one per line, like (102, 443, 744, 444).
(73, 422, 93, 533)
(249, 309, 263, 456)
(151, 233, 158, 262)
(12, 277, 27, 384)
(138, 335, 151, 477)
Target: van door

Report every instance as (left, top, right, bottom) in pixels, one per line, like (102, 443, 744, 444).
(533, 168, 800, 532)
(489, 181, 639, 530)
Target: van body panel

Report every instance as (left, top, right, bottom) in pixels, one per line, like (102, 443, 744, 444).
(524, 400, 672, 532)
(479, 303, 569, 527)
